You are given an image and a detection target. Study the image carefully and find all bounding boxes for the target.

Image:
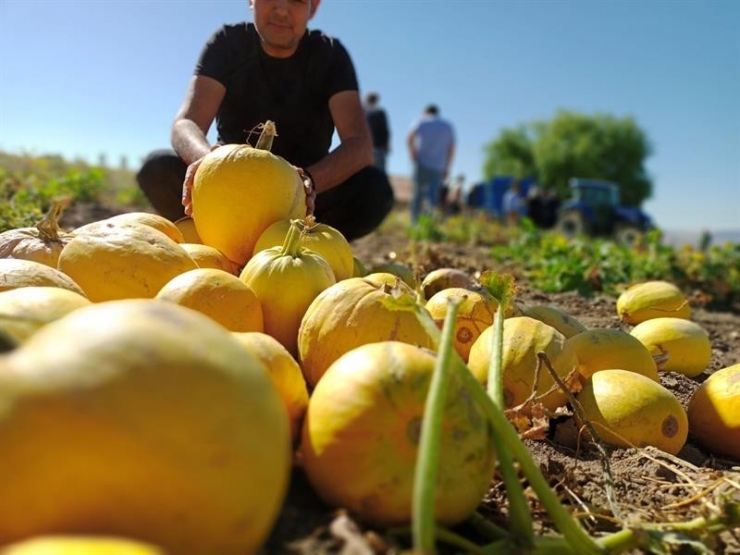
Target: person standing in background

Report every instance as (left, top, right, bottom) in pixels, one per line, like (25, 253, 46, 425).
(364, 92, 390, 172)
(407, 104, 455, 224)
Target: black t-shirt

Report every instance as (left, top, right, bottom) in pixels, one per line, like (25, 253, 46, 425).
(195, 23, 358, 168)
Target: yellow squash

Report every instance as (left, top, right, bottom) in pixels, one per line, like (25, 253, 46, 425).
(174, 216, 202, 244)
(0, 299, 290, 554)
(192, 122, 306, 266)
(156, 268, 263, 333)
(468, 316, 577, 410)
(629, 317, 712, 378)
(563, 328, 660, 382)
(231, 331, 309, 446)
(75, 212, 185, 244)
(616, 280, 691, 325)
(420, 268, 474, 300)
(687, 363, 740, 461)
(179, 243, 240, 275)
(522, 305, 588, 339)
(0, 202, 73, 268)
(253, 216, 354, 281)
(297, 273, 437, 388)
(301, 341, 496, 527)
(1, 536, 165, 555)
(240, 219, 335, 357)
(57, 224, 197, 302)
(0, 286, 92, 343)
(576, 369, 688, 455)
(0, 259, 85, 296)
(425, 286, 498, 362)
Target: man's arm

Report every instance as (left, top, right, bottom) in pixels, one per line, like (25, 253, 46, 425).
(304, 90, 373, 194)
(172, 74, 226, 215)
(171, 75, 226, 165)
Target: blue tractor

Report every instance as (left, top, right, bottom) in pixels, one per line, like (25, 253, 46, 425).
(554, 178, 654, 244)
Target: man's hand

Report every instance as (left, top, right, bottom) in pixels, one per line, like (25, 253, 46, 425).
(296, 167, 317, 216)
(182, 145, 220, 217)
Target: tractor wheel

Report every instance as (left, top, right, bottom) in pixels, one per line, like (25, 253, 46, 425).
(555, 210, 587, 238)
(613, 223, 644, 246)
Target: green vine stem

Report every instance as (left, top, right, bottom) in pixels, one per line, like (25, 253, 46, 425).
(279, 219, 304, 258)
(412, 297, 462, 553)
(411, 300, 602, 554)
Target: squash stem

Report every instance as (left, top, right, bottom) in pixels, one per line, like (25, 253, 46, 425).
(412, 297, 462, 554)
(280, 219, 304, 258)
(35, 199, 65, 241)
(255, 120, 277, 151)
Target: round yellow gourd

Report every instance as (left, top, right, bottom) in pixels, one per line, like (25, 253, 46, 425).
(0, 286, 92, 343)
(0, 202, 73, 268)
(297, 274, 437, 388)
(616, 280, 691, 325)
(0, 259, 86, 297)
(75, 212, 185, 244)
(231, 331, 309, 446)
(522, 305, 588, 339)
(563, 328, 659, 382)
(57, 225, 197, 302)
(629, 317, 712, 378)
(192, 123, 306, 266)
(420, 268, 474, 300)
(468, 316, 577, 410)
(0, 299, 290, 554)
(369, 263, 416, 288)
(687, 363, 740, 461)
(301, 341, 496, 527)
(240, 220, 335, 357)
(179, 243, 240, 275)
(253, 217, 354, 281)
(156, 268, 263, 333)
(425, 287, 498, 362)
(174, 216, 202, 244)
(576, 369, 688, 455)
(1, 536, 165, 554)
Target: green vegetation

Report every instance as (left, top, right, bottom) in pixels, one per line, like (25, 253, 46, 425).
(483, 110, 652, 206)
(405, 215, 739, 309)
(0, 151, 147, 232)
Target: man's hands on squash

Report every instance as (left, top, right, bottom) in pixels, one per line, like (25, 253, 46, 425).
(181, 145, 221, 217)
(181, 147, 316, 218)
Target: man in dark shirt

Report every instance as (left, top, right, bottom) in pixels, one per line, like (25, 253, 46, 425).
(136, 0, 393, 241)
(364, 92, 390, 173)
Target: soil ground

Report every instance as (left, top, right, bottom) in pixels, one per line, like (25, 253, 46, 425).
(60, 204, 740, 554)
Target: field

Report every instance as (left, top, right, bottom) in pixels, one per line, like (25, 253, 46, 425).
(2, 153, 740, 553)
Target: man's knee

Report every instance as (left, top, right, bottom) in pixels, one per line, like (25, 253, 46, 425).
(136, 150, 187, 222)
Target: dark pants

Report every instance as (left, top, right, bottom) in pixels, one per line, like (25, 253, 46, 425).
(136, 149, 395, 242)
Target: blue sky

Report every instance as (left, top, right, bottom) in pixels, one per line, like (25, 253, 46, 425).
(1, 0, 738, 232)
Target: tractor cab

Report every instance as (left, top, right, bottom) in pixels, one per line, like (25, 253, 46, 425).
(556, 179, 653, 243)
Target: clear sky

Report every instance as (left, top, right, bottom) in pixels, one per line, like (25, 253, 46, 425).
(1, 0, 738, 232)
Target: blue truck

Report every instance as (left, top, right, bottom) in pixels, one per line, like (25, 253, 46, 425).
(467, 177, 654, 243)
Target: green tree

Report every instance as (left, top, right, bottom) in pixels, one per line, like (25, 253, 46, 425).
(482, 125, 539, 180)
(483, 111, 653, 207)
